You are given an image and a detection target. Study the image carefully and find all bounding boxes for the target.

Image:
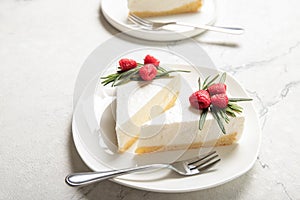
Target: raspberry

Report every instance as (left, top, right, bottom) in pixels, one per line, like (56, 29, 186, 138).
(139, 64, 157, 81)
(211, 93, 229, 109)
(119, 58, 137, 71)
(189, 90, 211, 110)
(144, 55, 160, 67)
(207, 83, 227, 95)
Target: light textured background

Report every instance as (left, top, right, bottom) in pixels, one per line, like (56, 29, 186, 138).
(1, 0, 300, 199)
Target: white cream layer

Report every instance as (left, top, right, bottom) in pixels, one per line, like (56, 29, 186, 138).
(139, 107, 245, 147)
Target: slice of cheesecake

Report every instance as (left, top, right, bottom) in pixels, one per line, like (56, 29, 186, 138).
(135, 79, 245, 154)
(115, 75, 181, 152)
(136, 106, 245, 154)
(128, 0, 202, 18)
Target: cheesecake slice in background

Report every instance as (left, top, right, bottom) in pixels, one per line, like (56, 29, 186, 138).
(127, 0, 202, 17)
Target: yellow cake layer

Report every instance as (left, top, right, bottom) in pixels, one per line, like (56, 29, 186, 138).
(130, 0, 202, 18)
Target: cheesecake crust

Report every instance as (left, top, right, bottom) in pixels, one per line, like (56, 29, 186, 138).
(135, 132, 238, 154)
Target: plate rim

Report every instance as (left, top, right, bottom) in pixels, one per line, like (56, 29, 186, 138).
(101, 0, 217, 41)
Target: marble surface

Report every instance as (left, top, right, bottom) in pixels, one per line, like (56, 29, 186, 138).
(1, 0, 300, 199)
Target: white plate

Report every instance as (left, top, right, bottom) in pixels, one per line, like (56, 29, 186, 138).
(101, 0, 217, 41)
(72, 36, 261, 192)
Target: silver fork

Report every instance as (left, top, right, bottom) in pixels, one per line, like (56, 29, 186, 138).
(128, 13, 244, 35)
(65, 151, 220, 187)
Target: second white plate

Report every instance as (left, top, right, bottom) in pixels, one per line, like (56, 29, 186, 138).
(101, 0, 217, 41)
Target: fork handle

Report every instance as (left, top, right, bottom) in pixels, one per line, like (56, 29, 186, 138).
(65, 164, 169, 187)
(176, 22, 244, 35)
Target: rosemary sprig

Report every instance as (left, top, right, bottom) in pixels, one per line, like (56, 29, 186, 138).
(101, 67, 140, 86)
(198, 77, 202, 90)
(219, 73, 226, 83)
(114, 68, 141, 86)
(199, 109, 208, 130)
(155, 70, 190, 78)
(225, 107, 237, 117)
(228, 102, 243, 113)
(219, 109, 230, 124)
(228, 98, 253, 102)
(211, 107, 226, 134)
(157, 66, 168, 73)
(197, 72, 252, 134)
(202, 74, 219, 90)
(101, 64, 190, 87)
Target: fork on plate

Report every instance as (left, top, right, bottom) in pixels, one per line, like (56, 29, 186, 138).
(128, 13, 244, 35)
(65, 151, 220, 187)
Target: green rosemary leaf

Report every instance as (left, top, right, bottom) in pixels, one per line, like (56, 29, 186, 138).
(225, 115, 230, 123)
(229, 98, 252, 102)
(130, 77, 142, 81)
(225, 107, 237, 117)
(232, 108, 243, 113)
(202, 76, 210, 89)
(199, 109, 208, 130)
(101, 79, 114, 86)
(156, 70, 190, 78)
(112, 74, 122, 86)
(198, 77, 202, 90)
(101, 75, 116, 84)
(129, 73, 143, 81)
(219, 109, 225, 118)
(206, 74, 220, 87)
(101, 73, 118, 79)
(157, 66, 168, 72)
(220, 109, 230, 124)
(211, 108, 226, 134)
(157, 69, 166, 74)
(228, 105, 243, 113)
(228, 102, 243, 110)
(228, 102, 240, 107)
(219, 72, 227, 83)
(100, 76, 108, 79)
(226, 112, 236, 118)
(203, 74, 220, 89)
(101, 79, 111, 85)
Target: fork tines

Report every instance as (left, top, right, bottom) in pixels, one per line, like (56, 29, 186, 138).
(188, 151, 221, 172)
(128, 13, 153, 29)
(128, 13, 150, 24)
